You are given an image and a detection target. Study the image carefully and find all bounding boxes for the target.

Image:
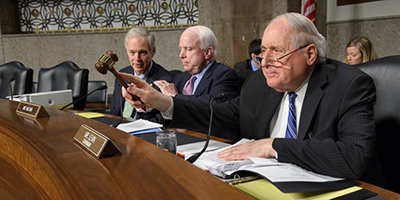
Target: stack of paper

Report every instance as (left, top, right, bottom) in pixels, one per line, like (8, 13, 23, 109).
(116, 119, 163, 134)
(193, 139, 377, 199)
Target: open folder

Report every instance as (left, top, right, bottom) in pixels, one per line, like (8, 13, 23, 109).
(193, 139, 377, 199)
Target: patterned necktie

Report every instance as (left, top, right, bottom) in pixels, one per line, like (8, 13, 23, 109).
(122, 74, 144, 118)
(285, 92, 298, 139)
(182, 75, 197, 95)
(123, 100, 134, 118)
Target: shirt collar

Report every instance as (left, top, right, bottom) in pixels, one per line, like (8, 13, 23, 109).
(134, 60, 153, 81)
(192, 60, 214, 80)
(251, 59, 259, 71)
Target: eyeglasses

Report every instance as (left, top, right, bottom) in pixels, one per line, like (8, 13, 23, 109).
(257, 44, 309, 66)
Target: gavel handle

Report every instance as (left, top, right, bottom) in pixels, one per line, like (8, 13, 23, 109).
(110, 68, 145, 105)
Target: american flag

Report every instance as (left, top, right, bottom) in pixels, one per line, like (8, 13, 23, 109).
(301, 0, 316, 22)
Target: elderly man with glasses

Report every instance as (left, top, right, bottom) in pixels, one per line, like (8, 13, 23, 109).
(119, 13, 383, 186)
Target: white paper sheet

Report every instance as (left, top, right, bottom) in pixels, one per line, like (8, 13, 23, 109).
(195, 138, 344, 183)
(116, 119, 163, 133)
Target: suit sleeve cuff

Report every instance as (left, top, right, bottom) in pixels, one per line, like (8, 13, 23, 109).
(161, 96, 174, 120)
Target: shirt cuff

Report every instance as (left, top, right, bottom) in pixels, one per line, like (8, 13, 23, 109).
(161, 96, 174, 120)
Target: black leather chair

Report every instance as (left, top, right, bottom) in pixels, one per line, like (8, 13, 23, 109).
(237, 70, 254, 90)
(356, 55, 400, 193)
(31, 82, 38, 93)
(0, 61, 33, 98)
(37, 61, 89, 110)
(86, 80, 108, 110)
(169, 69, 182, 78)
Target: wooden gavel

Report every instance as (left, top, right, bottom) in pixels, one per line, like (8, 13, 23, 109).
(95, 50, 143, 103)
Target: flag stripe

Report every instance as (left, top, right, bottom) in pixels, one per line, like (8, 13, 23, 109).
(301, 0, 316, 22)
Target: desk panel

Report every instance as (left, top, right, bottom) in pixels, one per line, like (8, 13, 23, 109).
(0, 99, 251, 199)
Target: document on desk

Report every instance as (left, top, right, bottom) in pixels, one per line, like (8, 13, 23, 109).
(197, 138, 344, 182)
(116, 119, 162, 134)
(177, 139, 231, 161)
(190, 138, 252, 170)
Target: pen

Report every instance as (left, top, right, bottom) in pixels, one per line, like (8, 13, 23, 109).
(177, 152, 185, 159)
(227, 176, 261, 185)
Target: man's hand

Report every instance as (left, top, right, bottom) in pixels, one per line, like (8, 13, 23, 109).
(154, 80, 178, 97)
(217, 138, 277, 160)
(119, 72, 172, 113)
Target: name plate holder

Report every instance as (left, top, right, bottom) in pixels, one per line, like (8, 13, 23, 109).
(74, 124, 121, 159)
(16, 101, 49, 119)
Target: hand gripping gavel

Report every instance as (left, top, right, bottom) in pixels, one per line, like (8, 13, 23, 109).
(95, 50, 144, 104)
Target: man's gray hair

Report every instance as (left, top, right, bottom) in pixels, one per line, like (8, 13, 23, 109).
(124, 28, 155, 51)
(185, 25, 218, 57)
(271, 12, 327, 63)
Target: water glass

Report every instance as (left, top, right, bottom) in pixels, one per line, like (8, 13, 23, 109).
(156, 130, 177, 155)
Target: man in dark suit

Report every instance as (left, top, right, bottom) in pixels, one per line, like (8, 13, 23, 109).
(233, 38, 262, 72)
(153, 25, 240, 103)
(109, 28, 173, 124)
(152, 25, 240, 141)
(119, 13, 380, 183)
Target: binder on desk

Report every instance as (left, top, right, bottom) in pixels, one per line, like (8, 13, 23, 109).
(198, 139, 378, 199)
(234, 179, 377, 200)
(208, 157, 358, 193)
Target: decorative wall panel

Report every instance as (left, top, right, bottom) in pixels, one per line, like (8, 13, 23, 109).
(19, 0, 199, 33)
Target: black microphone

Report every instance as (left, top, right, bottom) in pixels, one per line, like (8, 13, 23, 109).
(8, 78, 15, 101)
(186, 93, 227, 163)
(111, 82, 124, 128)
(60, 85, 107, 110)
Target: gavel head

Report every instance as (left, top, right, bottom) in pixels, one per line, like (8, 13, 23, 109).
(95, 50, 119, 74)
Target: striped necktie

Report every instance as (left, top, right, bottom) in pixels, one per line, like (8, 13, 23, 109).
(285, 92, 298, 139)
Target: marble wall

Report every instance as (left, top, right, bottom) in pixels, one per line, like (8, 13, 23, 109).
(1, 30, 184, 92)
(327, 17, 400, 62)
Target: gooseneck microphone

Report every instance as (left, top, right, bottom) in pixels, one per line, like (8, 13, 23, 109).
(8, 78, 15, 101)
(186, 93, 228, 164)
(59, 85, 107, 110)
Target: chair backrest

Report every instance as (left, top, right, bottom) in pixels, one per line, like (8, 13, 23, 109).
(32, 81, 38, 93)
(169, 69, 182, 78)
(356, 55, 400, 193)
(37, 61, 89, 110)
(0, 61, 33, 98)
(87, 81, 108, 105)
(236, 70, 254, 90)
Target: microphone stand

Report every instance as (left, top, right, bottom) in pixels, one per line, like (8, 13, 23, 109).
(60, 85, 107, 110)
(186, 93, 227, 164)
(111, 83, 124, 128)
(8, 78, 15, 101)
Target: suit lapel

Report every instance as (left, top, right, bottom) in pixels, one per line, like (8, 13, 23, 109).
(298, 63, 328, 140)
(194, 62, 216, 95)
(146, 62, 159, 85)
(178, 73, 191, 92)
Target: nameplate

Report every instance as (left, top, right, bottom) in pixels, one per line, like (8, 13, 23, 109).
(16, 101, 49, 119)
(74, 124, 121, 159)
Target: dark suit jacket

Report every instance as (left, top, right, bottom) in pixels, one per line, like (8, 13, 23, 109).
(109, 62, 173, 123)
(171, 60, 240, 141)
(234, 59, 252, 72)
(172, 61, 240, 103)
(169, 58, 377, 180)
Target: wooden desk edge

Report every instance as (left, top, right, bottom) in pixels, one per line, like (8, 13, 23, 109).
(65, 108, 400, 199)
